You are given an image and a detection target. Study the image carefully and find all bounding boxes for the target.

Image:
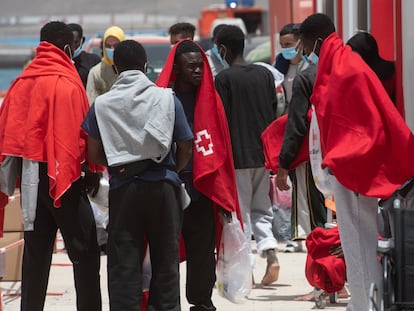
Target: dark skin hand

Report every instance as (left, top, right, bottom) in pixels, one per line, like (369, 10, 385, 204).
(276, 167, 291, 191)
(329, 244, 344, 258)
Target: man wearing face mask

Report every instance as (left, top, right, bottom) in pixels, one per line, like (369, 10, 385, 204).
(215, 25, 280, 287)
(205, 24, 229, 78)
(86, 25, 125, 104)
(68, 23, 101, 88)
(274, 23, 308, 116)
(0, 21, 102, 311)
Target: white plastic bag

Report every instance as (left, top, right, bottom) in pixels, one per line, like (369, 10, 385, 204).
(309, 105, 333, 197)
(216, 213, 252, 303)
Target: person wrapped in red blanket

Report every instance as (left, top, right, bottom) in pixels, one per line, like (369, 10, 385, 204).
(157, 39, 243, 311)
(299, 14, 414, 311)
(0, 21, 101, 311)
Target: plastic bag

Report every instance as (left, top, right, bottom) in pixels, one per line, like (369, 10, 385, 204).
(216, 213, 252, 303)
(309, 105, 333, 197)
(90, 202, 109, 229)
(269, 174, 292, 209)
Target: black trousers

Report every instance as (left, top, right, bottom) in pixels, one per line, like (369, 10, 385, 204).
(21, 163, 102, 311)
(182, 195, 216, 308)
(107, 180, 182, 311)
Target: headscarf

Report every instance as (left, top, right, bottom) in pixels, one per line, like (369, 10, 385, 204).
(102, 26, 125, 66)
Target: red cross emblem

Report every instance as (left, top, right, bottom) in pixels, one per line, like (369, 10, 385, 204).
(194, 129, 214, 156)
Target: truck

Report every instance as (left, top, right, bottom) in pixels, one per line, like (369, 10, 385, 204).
(198, 1, 266, 39)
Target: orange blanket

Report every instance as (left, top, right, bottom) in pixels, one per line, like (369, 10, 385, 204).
(0, 42, 90, 207)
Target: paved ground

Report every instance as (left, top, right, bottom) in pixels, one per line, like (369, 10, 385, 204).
(0, 239, 349, 311)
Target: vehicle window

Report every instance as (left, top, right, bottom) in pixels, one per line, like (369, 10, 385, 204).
(144, 43, 170, 69)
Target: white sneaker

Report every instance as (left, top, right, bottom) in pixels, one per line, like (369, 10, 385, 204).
(283, 241, 303, 253)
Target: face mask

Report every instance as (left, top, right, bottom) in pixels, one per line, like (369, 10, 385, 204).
(63, 44, 73, 59)
(105, 48, 115, 62)
(307, 39, 321, 65)
(72, 46, 82, 59)
(281, 47, 298, 60)
(212, 44, 229, 69)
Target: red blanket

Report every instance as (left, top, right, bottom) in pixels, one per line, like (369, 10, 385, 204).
(261, 112, 311, 173)
(311, 33, 414, 199)
(0, 42, 90, 207)
(305, 226, 346, 293)
(157, 40, 243, 254)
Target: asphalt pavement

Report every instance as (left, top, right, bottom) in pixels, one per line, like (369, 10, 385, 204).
(0, 238, 349, 311)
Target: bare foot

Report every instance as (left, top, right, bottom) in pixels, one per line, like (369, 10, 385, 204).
(337, 286, 350, 299)
(261, 262, 280, 285)
(293, 291, 315, 301)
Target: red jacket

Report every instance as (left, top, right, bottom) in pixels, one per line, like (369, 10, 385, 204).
(311, 33, 414, 199)
(0, 42, 90, 207)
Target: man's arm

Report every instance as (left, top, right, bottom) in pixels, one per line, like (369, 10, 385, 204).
(277, 67, 316, 191)
(87, 136, 107, 167)
(175, 140, 192, 172)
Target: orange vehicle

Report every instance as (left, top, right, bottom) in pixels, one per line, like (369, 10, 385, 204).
(198, 4, 265, 38)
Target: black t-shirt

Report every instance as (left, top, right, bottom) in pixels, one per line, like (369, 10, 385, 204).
(215, 64, 277, 169)
(73, 51, 101, 88)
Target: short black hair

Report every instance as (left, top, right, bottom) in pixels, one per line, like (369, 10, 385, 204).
(212, 24, 228, 41)
(346, 32, 379, 65)
(114, 40, 147, 72)
(67, 23, 83, 38)
(300, 13, 335, 43)
(168, 22, 196, 38)
(40, 21, 73, 50)
(175, 40, 201, 57)
(216, 25, 245, 56)
(280, 23, 301, 38)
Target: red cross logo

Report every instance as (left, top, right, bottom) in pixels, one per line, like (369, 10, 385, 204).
(194, 129, 214, 156)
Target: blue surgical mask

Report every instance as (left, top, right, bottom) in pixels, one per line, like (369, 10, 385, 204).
(212, 44, 229, 69)
(307, 39, 321, 65)
(72, 46, 82, 59)
(308, 52, 319, 65)
(301, 54, 309, 64)
(281, 47, 298, 60)
(105, 48, 114, 62)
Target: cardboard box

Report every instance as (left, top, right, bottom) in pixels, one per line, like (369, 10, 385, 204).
(0, 231, 24, 281)
(4, 191, 24, 232)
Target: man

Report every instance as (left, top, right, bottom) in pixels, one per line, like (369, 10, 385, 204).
(275, 61, 327, 252)
(214, 25, 280, 286)
(205, 24, 229, 78)
(274, 23, 308, 116)
(86, 25, 125, 104)
(68, 23, 101, 88)
(82, 39, 193, 311)
(299, 13, 414, 311)
(0, 21, 101, 311)
(85, 25, 125, 252)
(168, 22, 196, 45)
(157, 40, 242, 311)
(346, 32, 396, 104)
